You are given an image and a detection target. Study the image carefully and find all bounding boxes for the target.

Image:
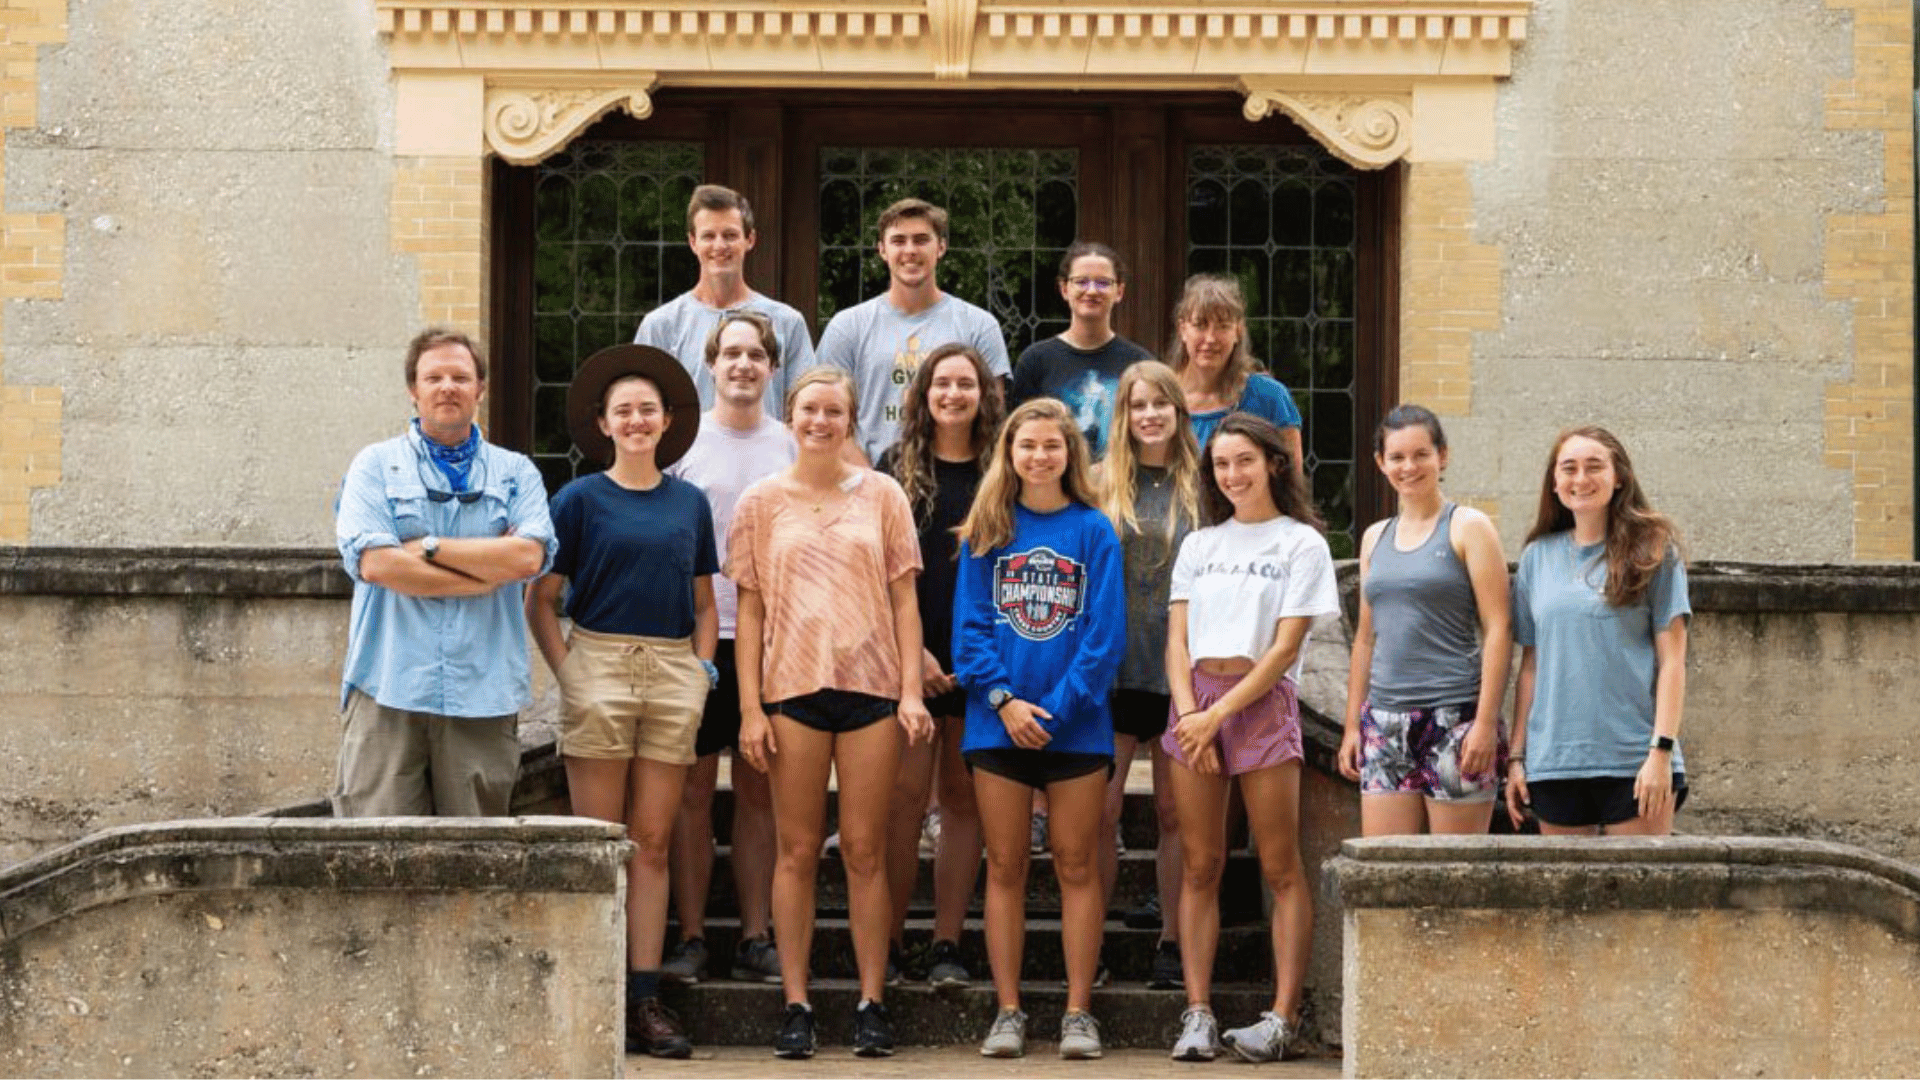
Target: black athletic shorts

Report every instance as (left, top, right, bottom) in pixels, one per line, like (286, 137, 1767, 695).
(1110, 688, 1172, 742)
(771, 688, 897, 735)
(964, 746, 1113, 790)
(1527, 773, 1689, 828)
(692, 640, 742, 758)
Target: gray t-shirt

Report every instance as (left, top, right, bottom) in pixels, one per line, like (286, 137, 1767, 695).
(634, 291, 816, 419)
(666, 412, 798, 637)
(1512, 531, 1691, 782)
(815, 292, 1011, 461)
(1116, 465, 1193, 693)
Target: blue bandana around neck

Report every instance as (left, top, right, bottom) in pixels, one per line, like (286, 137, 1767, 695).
(415, 419, 480, 492)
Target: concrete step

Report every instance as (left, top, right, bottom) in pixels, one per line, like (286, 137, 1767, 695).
(663, 918, 1276, 985)
(695, 845, 1264, 923)
(663, 978, 1303, 1052)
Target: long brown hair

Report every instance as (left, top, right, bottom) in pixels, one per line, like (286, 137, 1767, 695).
(1525, 425, 1682, 607)
(887, 342, 1004, 518)
(1165, 274, 1258, 401)
(1199, 413, 1323, 531)
(1098, 360, 1201, 555)
(957, 398, 1098, 553)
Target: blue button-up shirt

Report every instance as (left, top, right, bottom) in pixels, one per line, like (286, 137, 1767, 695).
(335, 427, 557, 717)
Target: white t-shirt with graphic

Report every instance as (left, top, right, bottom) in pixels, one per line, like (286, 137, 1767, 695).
(815, 292, 1011, 461)
(1170, 515, 1339, 682)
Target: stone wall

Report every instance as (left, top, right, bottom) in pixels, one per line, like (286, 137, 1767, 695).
(0, 549, 566, 864)
(1335, 835, 1920, 1077)
(1432, 0, 1911, 560)
(0, 816, 630, 1079)
(4, 0, 420, 547)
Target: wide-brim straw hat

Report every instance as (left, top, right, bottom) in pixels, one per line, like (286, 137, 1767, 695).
(566, 344, 701, 468)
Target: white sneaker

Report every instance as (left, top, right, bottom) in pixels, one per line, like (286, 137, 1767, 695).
(1171, 1006, 1221, 1061)
(1223, 1010, 1298, 1062)
(980, 1008, 1027, 1058)
(1058, 1009, 1103, 1060)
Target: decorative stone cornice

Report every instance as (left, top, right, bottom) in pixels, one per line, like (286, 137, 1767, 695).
(483, 81, 658, 164)
(378, 2, 1529, 165)
(1239, 80, 1411, 169)
(377, 2, 1531, 82)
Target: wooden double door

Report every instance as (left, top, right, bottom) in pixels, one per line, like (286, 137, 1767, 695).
(491, 90, 1399, 552)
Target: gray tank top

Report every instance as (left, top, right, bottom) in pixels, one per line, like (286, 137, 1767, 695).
(1362, 502, 1483, 710)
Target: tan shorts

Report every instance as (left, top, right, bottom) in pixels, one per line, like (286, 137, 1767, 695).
(558, 627, 707, 764)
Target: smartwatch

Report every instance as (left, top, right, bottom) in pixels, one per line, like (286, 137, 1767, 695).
(1648, 734, 1676, 753)
(421, 535, 441, 561)
(987, 687, 1015, 711)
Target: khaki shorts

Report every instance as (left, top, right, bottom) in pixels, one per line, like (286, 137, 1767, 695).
(558, 627, 707, 764)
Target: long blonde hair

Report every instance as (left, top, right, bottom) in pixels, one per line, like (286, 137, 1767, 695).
(1165, 273, 1258, 401)
(1098, 361, 1200, 558)
(957, 398, 1098, 553)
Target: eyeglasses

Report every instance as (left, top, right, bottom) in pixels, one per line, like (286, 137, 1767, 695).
(414, 443, 488, 504)
(1066, 276, 1118, 292)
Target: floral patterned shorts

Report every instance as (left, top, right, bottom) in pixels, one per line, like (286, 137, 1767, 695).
(1359, 700, 1505, 803)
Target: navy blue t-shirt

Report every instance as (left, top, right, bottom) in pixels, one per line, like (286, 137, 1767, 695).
(549, 472, 719, 638)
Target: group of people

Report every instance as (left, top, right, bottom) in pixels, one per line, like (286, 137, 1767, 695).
(332, 184, 1690, 1065)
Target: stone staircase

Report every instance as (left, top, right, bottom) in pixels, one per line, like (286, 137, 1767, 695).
(657, 771, 1298, 1053)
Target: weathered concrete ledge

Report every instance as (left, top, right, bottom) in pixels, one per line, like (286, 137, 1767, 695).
(1333, 836, 1920, 1078)
(0, 817, 630, 1079)
(0, 547, 349, 598)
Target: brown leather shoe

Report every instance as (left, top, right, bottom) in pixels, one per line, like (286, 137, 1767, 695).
(626, 995, 692, 1058)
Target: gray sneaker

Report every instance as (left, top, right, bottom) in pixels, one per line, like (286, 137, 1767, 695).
(1171, 1006, 1221, 1061)
(730, 933, 782, 983)
(1058, 1009, 1103, 1060)
(661, 936, 707, 984)
(980, 1008, 1028, 1058)
(1223, 1010, 1298, 1063)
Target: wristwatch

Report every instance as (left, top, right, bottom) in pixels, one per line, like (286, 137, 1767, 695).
(1648, 734, 1676, 753)
(421, 535, 441, 561)
(987, 687, 1015, 711)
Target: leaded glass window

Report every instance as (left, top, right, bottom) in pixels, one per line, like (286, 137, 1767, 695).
(528, 140, 703, 493)
(1187, 145, 1359, 555)
(817, 147, 1079, 359)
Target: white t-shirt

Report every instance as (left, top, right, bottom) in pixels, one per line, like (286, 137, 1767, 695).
(1170, 515, 1339, 683)
(667, 412, 798, 637)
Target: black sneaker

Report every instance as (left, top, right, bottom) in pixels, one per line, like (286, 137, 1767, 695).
(625, 995, 692, 1059)
(926, 938, 971, 990)
(773, 1002, 816, 1059)
(1124, 895, 1163, 930)
(852, 999, 896, 1058)
(1148, 938, 1184, 990)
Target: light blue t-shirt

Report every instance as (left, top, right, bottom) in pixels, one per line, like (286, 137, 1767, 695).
(634, 291, 816, 419)
(1190, 373, 1303, 451)
(815, 292, 1012, 461)
(1512, 532, 1691, 781)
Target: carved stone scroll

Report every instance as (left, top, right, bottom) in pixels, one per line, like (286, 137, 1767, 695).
(483, 83, 657, 165)
(1239, 82, 1413, 170)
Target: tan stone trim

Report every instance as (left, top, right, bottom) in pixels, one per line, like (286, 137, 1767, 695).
(1399, 161, 1499, 418)
(1239, 79, 1411, 169)
(0, 0, 67, 545)
(391, 156, 489, 341)
(485, 79, 657, 165)
(1822, 0, 1914, 560)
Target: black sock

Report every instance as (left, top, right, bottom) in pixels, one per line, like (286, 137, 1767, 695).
(629, 969, 660, 1002)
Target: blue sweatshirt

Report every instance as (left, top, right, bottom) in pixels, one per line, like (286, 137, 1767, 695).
(953, 501, 1127, 757)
